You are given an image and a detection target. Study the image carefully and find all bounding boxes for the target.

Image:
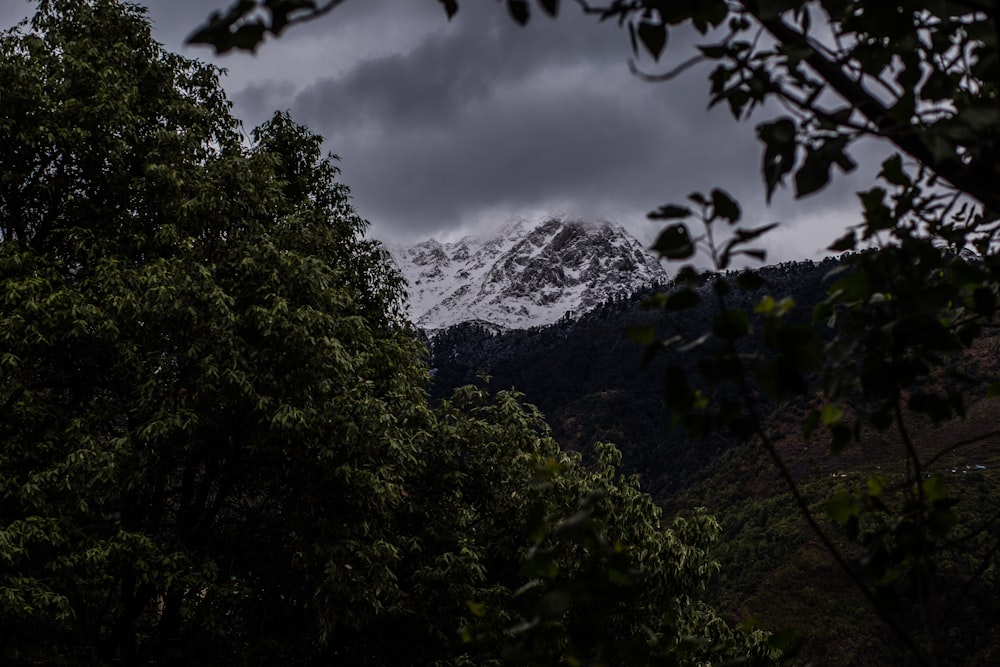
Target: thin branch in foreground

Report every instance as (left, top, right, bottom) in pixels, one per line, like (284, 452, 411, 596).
(707, 287, 931, 665)
(628, 53, 708, 82)
(924, 428, 1000, 468)
(284, 0, 349, 29)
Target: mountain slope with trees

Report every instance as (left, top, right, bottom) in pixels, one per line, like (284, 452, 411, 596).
(18, 0, 1000, 663)
(429, 259, 836, 495)
(429, 258, 1000, 664)
(0, 2, 772, 664)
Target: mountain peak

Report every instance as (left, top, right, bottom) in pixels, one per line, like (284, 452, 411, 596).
(388, 217, 669, 331)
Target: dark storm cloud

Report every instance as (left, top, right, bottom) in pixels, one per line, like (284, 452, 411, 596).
(258, 2, 775, 243)
(291, 3, 630, 131)
(319, 65, 768, 243)
(0, 0, 877, 257)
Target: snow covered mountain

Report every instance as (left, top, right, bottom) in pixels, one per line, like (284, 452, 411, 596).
(387, 218, 670, 331)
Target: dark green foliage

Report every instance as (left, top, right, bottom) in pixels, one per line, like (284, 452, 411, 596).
(638, 193, 1000, 663)
(430, 259, 838, 495)
(96, 0, 1000, 663)
(430, 391, 775, 666)
(431, 256, 1000, 664)
(0, 2, 773, 664)
(675, 392, 1000, 666)
(1, 2, 428, 661)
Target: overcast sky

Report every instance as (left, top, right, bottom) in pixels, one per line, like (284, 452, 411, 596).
(2, 0, 887, 261)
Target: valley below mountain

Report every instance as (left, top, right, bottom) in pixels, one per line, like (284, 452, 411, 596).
(395, 226, 1000, 666)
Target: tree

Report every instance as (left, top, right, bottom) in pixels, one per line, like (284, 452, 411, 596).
(0, 1, 771, 664)
(397, 385, 776, 666)
(1, 1, 434, 661)
(189, 1, 1000, 664)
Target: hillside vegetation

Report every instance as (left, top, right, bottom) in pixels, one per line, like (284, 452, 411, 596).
(430, 258, 1000, 665)
(0, 2, 772, 664)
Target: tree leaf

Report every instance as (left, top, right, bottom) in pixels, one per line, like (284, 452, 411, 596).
(538, 591, 573, 619)
(878, 153, 910, 187)
(648, 204, 692, 220)
(663, 365, 692, 407)
(756, 117, 797, 202)
(803, 409, 820, 438)
(688, 191, 710, 206)
(660, 288, 700, 310)
(737, 271, 766, 290)
(508, 0, 530, 25)
(794, 147, 832, 197)
(858, 187, 893, 233)
(637, 19, 667, 61)
(820, 403, 843, 426)
(231, 23, 267, 52)
(698, 43, 728, 58)
(438, 0, 459, 19)
(827, 231, 856, 252)
(711, 188, 741, 223)
(827, 491, 858, 523)
(651, 224, 695, 259)
(736, 249, 766, 262)
(733, 222, 779, 244)
(537, 0, 559, 18)
(830, 424, 853, 453)
(713, 308, 750, 340)
(626, 325, 656, 345)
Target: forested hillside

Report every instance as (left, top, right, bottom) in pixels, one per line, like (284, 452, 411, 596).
(10, 0, 1000, 664)
(429, 258, 1000, 664)
(0, 2, 773, 664)
(430, 258, 836, 496)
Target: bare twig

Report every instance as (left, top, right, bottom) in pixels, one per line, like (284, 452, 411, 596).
(692, 217, 931, 665)
(284, 0, 349, 29)
(924, 428, 1000, 468)
(628, 53, 708, 82)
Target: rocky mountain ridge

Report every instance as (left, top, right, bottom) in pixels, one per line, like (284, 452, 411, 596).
(387, 217, 669, 331)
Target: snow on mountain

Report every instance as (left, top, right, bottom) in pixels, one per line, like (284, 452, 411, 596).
(387, 217, 670, 331)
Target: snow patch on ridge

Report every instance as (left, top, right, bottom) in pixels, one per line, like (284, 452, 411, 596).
(387, 217, 669, 331)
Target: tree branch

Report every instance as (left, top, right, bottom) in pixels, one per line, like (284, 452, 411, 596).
(627, 53, 708, 82)
(924, 427, 1000, 468)
(741, 1, 1000, 212)
(283, 0, 349, 30)
(702, 277, 930, 665)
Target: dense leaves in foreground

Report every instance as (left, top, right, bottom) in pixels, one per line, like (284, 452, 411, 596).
(190, 0, 1000, 663)
(0, 2, 773, 664)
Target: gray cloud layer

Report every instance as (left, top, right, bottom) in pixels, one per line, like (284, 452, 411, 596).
(1, 0, 881, 259)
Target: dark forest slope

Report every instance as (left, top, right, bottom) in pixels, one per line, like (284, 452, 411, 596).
(429, 257, 837, 498)
(428, 256, 1000, 665)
